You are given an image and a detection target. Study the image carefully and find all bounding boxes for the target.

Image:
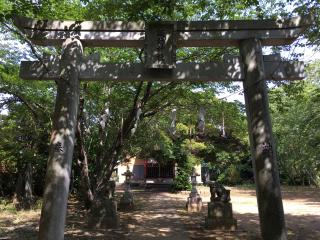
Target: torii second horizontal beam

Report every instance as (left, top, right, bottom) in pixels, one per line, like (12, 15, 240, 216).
(20, 56, 305, 82)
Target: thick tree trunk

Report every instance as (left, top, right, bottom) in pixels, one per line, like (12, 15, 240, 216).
(13, 163, 34, 210)
(240, 38, 287, 240)
(38, 38, 82, 240)
(89, 82, 152, 227)
(95, 101, 110, 180)
(76, 89, 93, 209)
(79, 149, 94, 208)
(24, 162, 33, 207)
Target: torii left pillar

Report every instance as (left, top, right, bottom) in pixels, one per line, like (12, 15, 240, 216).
(38, 38, 82, 240)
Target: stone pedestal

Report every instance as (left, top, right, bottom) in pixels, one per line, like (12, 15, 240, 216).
(88, 198, 120, 229)
(119, 190, 134, 211)
(186, 188, 203, 212)
(205, 202, 237, 230)
(88, 181, 119, 229)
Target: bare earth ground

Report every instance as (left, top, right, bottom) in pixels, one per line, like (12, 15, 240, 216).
(0, 186, 319, 240)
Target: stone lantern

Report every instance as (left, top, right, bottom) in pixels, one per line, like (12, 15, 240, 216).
(124, 169, 133, 186)
(119, 167, 134, 210)
(186, 168, 203, 212)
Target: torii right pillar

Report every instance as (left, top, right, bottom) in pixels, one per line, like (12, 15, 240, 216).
(240, 38, 287, 240)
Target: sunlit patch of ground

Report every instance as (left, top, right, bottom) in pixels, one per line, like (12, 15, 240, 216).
(0, 200, 40, 240)
(0, 186, 319, 239)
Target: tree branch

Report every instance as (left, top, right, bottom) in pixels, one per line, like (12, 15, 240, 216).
(141, 81, 153, 106)
(2, 22, 51, 74)
(0, 86, 38, 119)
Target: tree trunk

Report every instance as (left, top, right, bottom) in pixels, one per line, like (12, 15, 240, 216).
(89, 82, 152, 227)
(13, 163, 34, 210)
(95, 101, 110, 181)
(76, 87, 93, 209)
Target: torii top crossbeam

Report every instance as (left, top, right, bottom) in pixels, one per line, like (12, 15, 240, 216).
(13, 15, 313, 47)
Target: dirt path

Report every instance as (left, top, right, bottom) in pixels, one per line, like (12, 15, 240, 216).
(119, 189, 253, 240)
(229, 187, 320, 239)
(120, 190, 190, 240)
(1, 186, 319, 239)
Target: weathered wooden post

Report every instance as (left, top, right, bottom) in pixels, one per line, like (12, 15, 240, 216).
(240, 38, 287, 240)
(38, 38, 82, 240)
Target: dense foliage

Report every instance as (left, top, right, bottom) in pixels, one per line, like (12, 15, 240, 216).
(270, 62, 320, 186)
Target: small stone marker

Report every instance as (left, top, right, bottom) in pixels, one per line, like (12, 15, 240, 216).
(119, 168, 134, 210)
(186, 168, 203, 212)
(205, 181, 237, 230)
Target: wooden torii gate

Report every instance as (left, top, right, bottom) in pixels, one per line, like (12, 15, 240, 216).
(14, 15, 313, 240)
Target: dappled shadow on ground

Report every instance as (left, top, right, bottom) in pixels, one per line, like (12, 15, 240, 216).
(234, 212, 320, 240)
(178, 205, 252, 240)
(286, 214, 320, 240)
(0, 211, 39, 240)
(65, 195, 126, 240)
(231, 186, 320, 203)
(119, 190, 189, 239)
(1, 186, 319, 239)
(281, 186, 320, 203)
